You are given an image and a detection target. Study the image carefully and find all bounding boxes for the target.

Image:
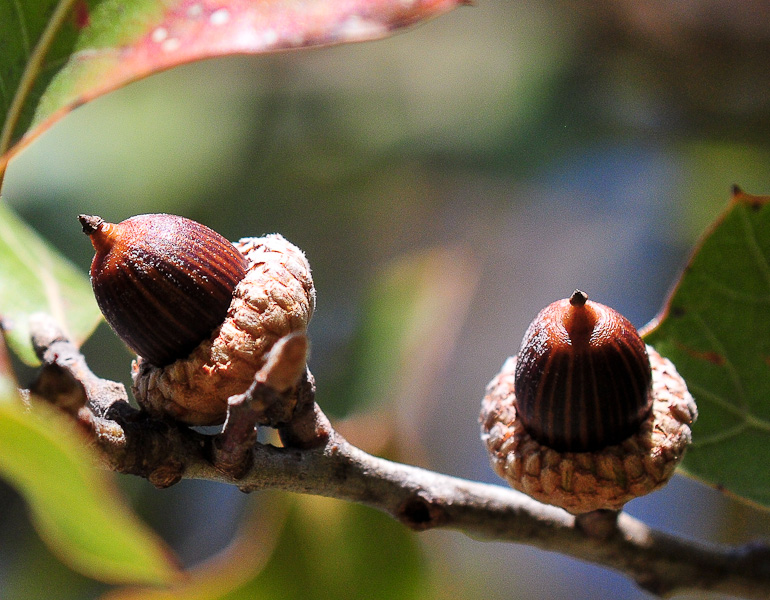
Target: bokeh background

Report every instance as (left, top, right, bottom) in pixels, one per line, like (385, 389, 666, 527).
(3, 1, 770, 598)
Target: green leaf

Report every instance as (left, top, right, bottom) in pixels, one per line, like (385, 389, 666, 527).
(644, 187, 770, 509)
(1, 0, 466, 176)
(0, 0, 90, 158)
(0, 202, 100, 365)
(325, 246, 479, 416)
(245, 498, 432, 600)
(104, 496, 436, 600)
(0, 356, 180, 584)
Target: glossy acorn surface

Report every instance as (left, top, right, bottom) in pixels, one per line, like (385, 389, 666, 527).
(80, 213, 248, 367)
(132, 233, 316, 425)
(480, 290, 697, 514)
(513, 290, 653, 452)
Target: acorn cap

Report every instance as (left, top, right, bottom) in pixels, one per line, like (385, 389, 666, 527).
(132, 234, 315, 425)
(480, 346, 697, 514)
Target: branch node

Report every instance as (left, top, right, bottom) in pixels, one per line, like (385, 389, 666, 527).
(278, 372, 331, 449)
(257, 332, 308, 393)
(396, 492, 448, 531)
(148, 461, 184, 489)
(575, 509, 620, 541)
(28, 312, 69, 359)
(30, 363, 87, 415)
(212, 334, 310, 478)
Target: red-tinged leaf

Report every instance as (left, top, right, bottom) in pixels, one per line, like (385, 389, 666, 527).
(0, 0, 467, 175)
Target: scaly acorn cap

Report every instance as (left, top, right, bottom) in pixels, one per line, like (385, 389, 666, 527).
(131, 234, 315, 425)
(480, 292, 697, 514)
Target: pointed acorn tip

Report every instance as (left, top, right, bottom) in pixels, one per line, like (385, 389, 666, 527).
(78, 214, 104, 235)
(569, 289, 588, 307)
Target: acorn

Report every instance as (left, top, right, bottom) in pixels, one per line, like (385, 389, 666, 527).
(81, 214, 315, 425)
(480, 290, 697, 514)
(80, 214, 248, 367)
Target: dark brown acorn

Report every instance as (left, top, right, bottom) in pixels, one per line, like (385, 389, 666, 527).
(513, 290, 653, 452)
(480, 290, 697, 514)
(79, 213, 248, 367)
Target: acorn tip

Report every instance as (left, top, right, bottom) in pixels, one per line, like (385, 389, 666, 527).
(78, 214, 104, 235)
(569, 290, 588, 306)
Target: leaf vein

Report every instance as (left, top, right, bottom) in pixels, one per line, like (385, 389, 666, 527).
(690, 421, 748, 448)
(11, 0, 32, 58)
(690, 271, 770, 304)
(738, 204, 770, 293)
(688, 382, 770, 436)
(688, 382, 748, 420)
(690, 311, 748, 409)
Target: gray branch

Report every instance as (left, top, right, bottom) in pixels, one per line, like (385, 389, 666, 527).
(26, 316, 770, 599)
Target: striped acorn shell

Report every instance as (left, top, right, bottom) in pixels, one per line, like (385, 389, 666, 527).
(513, 290, 653, 452)
(131, 233, 315, 425)
(80, 213, 248, 367)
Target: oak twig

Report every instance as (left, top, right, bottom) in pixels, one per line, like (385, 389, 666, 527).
(213, 332, 309, 478)
(26, 317, 770, 599)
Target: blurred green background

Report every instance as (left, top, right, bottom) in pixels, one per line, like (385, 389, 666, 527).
(3, 1, 770, 598)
